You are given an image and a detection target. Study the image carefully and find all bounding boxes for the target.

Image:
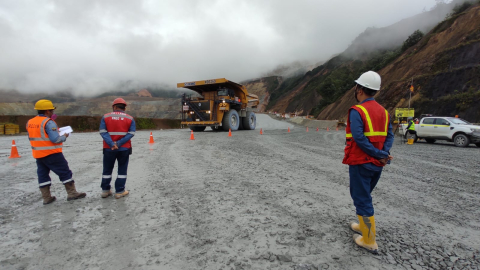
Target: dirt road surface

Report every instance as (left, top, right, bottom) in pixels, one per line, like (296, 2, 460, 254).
(1, 114, 479, 269)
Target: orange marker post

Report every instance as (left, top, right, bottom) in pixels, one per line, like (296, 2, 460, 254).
(149, 132, 155, 144)
(190, 130, 195, 140)
(9, 140, 21, 159)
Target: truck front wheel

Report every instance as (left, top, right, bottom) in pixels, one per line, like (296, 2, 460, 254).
(242, 111, 256, 130)
(222, 110, 240, 131)
(454, 134, 470, 147)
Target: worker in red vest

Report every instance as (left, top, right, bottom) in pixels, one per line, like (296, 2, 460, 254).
(99, 98, 136, 199)
(27, 100, 86, 205)
(343, 71, 394, 254)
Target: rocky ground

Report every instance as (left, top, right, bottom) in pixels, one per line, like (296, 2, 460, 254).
(0, 114, 479, 270)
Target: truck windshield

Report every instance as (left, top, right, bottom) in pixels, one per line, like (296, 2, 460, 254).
(448, 118, 470, 125)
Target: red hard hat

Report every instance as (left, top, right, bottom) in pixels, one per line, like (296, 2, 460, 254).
(112, 98, 127, 106)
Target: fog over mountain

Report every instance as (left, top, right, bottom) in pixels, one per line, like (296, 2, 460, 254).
(0, 0, 442, 96)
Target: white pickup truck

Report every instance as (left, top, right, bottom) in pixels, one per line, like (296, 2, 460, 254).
(401, 116, 480, 147)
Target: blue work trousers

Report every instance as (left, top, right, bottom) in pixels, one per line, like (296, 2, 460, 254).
(101, 150, 130, 193)
(349, 165, 383, 217)
(36, 153, 74, 187)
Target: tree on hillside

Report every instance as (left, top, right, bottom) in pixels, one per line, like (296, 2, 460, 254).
(401, 30, 424, 52)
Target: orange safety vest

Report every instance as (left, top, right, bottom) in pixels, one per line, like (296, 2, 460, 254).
(343, 100, 389, 167)
(27, 116, 63, 159)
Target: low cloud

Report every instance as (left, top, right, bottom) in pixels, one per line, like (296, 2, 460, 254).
(0, 0, 440, 96)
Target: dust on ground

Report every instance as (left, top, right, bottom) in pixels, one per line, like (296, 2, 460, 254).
(0, 114, 479, 270)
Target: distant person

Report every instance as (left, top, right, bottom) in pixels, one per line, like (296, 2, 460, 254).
(99, 98, 136, 199)
(27, 99, 86, 205)
(343, 71, 394, 254)
(406, 117, 416, 139)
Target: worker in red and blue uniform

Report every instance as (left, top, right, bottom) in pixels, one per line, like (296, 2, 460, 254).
(343, 71, 394, 254)
(99, 98, 136, 199)
(27, 99, 86, 205)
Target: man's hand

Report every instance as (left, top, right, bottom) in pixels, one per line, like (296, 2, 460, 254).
(65, 133, 69, 138)
(379, 155, 393, 165)
(111, 142, 118, 150)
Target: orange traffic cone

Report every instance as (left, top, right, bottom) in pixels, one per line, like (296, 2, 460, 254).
(9, 140, 21, 159)
(327, 127, 330, 131)
(228, 129, 232, 137)
(190, 130, 195, 140)
(336, 127, 339, 131)
(316, 127, 319, 132)
(260, 128, 263, 135)
(288, 127, 290, 133)
(149, 132, 155, 144)
(306, 127, 309, 132)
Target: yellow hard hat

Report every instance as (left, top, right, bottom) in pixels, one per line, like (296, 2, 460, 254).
(34, 99, 56, 110)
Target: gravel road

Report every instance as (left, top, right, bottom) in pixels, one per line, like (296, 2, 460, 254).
(1, 114, 479, 270)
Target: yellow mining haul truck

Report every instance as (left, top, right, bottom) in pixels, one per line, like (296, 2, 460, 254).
(178, 78, 259, 131)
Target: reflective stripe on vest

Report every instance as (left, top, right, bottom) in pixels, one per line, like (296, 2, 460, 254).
(345, 105, 388, 138)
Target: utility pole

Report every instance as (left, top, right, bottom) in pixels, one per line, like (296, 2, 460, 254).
(409, 78, 413, 115)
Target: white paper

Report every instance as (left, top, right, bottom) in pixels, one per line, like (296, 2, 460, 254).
(59, 126, 73, 136)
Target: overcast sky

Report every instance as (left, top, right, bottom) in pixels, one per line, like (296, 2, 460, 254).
(0, 0, 439, 96)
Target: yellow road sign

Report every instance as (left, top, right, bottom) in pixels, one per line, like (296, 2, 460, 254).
(395, 108, 414, 117)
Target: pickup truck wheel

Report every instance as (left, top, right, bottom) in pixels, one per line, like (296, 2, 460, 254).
(454, 134, 470, 147)
(222, 109, 240, 131)
(425, 138, 436, 144)
(242, 111, 256, 130)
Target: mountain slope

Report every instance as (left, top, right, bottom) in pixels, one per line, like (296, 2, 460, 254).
(259, 1, 480, 122)
(320, 4, 480, 122)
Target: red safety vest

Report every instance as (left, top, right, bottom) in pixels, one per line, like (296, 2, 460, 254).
(343, 100, 389, 167)
(27, 116, 63, 159)
(102, 111, 133, 149)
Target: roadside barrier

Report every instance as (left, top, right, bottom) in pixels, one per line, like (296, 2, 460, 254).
(149, 132, 154, 144)
(9, 140, 21, 159)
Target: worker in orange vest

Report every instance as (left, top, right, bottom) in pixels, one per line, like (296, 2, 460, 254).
(99, 98, 136, 199)
(343, 71, 394, 254)
(27, 100, 86, 205)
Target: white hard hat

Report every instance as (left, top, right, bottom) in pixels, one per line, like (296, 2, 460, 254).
(355, 71, 381, 91)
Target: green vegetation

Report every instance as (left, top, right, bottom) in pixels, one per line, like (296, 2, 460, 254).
(401, 30, 424, 52)
(135, 118, 156, 129)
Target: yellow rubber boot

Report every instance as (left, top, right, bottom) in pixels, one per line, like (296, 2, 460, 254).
(352, 215, 378, 254)
(349, 220, 361, 234)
